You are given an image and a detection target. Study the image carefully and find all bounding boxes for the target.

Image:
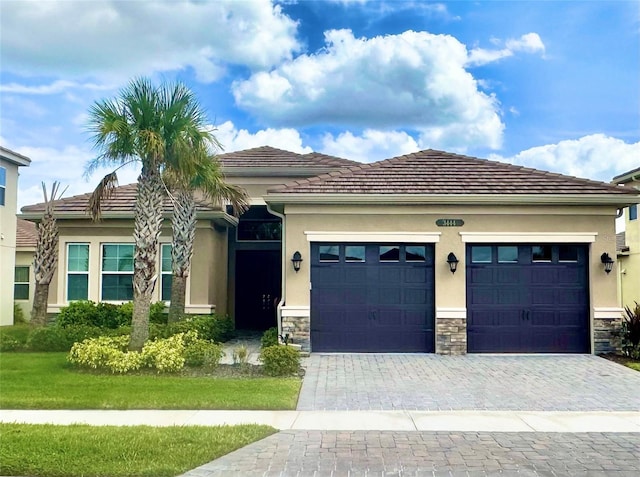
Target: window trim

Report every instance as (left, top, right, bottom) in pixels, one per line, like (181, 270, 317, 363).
(66, 243, 90, 302)
(100, 243, 135, 302)
(160, 243, 172, 302)
(14, 265, 30, 300)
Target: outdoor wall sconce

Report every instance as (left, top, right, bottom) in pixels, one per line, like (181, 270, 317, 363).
(291, 251, 303, 273)
(447, 252, 459, 274)
(600, 252, 614, 274)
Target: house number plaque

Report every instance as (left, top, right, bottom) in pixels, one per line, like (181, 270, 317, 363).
(435, 218, 464, 227)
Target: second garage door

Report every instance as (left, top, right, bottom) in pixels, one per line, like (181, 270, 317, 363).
(466, 244, 590, 353)
(310, 243, 435, 352)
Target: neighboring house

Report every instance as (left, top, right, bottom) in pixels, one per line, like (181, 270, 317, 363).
(613, 167, 640, 309)
(0, 146, 31, 325)
(18, 147, 639, 355)
(15, 218, 37, 317)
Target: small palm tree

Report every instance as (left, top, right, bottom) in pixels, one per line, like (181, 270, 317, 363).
(31, 182, 66, 326)
(166, 157, 249, 322)
(86, 78, 215, 350)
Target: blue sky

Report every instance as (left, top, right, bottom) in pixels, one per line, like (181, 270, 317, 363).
(1, 0, 638, 210)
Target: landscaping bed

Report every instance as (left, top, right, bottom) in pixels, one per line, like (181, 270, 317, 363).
(600, 353, 640, 371)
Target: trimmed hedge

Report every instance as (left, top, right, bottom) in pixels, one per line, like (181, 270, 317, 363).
(259, 345, 300, 376)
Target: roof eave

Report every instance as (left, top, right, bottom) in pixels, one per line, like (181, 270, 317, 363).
(0, 146, 31, 166)
(265, 193, 640, 207)
(18, 210, 239, 226)
(224, 166, 350, 177)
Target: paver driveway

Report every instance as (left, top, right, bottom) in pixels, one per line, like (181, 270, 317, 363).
(297, 354, 640, 411)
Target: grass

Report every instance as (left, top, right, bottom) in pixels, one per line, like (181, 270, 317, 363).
(626, 362, 640, 371)
(0, 423, 275, 477)
(0, 352, 301, 409)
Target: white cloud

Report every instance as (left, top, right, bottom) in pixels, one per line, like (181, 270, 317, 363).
(0, 80, 114, 95)
(233, 29, 505, 150)
(467, 33, 545, 66)
(489, 134, 640, 183)
(321, 130, 420, 162)
(1, 0, 299, 83)
(214, 121, 312, 154)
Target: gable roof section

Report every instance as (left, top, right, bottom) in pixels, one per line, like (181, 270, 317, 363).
(218, 146, 357, 176)
(16, 218, 37, 248)
(20, 183, 232, 223)
(0, 146, 31, 167)
(267, 149, 638, 205)
(612, 167, 640, 186)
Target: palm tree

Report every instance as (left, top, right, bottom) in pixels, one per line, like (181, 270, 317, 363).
(86, 78, 215, 350)
(166, 157, 249, 322)
(31, 182, 66, 326)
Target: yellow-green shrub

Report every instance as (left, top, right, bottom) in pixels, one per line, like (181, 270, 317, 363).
(259, 345, 300, 376)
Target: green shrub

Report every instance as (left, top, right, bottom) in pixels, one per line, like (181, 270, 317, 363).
(0, 325, 30, 351)
(184, 339, 223, 367)
(141, 334, 186, 372)
(69, 335, 133, 371)
(164, 315, 234, 342)
(261, 327, 278, 348)
(27, 327, 72, 352)
(13, 303, 27, 324)
(56, 301, 99, 328)
(149, 302, 167, 324)
(621, 302, 640, 359)
(259, 345, 300, 376)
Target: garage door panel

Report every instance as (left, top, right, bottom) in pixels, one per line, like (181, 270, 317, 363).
(311, 243, 434, 352)
(467, 244, 589, 353)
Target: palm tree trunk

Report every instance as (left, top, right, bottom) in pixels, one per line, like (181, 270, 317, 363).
(168, 189, 195, 323)
(31, 283, 50, 327)
(129, 166, 164, 351)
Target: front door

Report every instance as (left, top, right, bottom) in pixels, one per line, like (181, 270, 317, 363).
(235, 250, 281, 331)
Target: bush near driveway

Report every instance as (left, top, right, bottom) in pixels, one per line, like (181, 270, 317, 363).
(0, 423, 276, 477)
(260, 345, 301, 376)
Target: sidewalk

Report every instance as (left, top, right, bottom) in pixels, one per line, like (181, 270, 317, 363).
(2, 409, 639, 432)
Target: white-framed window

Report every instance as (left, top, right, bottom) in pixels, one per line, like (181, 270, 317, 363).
(630, 204, 638, 221)
(0, 166, 6, 206)
(161, 244, 172, 302)
(101, 243, 134, 301)
(14, 266, 30, 300)
(67, 243, 89, 301)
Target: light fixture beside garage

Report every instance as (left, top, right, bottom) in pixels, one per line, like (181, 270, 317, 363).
(291, 251, 303, 272)
(600, 252, 614, 274)
(447, 252, 459, 274)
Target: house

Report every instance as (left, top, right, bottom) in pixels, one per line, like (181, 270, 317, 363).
(18, 147, 639, 355)
(613, 167, 640, 309)
(0, 146, 31, 325)
(14, 218, 37, 317)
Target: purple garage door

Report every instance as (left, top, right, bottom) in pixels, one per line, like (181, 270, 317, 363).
(466, 244, 590, 353)
(310, 243, 435, 352)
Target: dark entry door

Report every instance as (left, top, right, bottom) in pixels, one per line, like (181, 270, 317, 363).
(311, 243, 435, 352)
(235, 250, 281, 330)
(466, 244, 589, 353)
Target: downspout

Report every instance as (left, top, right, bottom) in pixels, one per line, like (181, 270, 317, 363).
(267, 203, 285, 343)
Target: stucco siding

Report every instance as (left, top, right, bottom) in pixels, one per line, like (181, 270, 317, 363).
(0, 159, 20, 325)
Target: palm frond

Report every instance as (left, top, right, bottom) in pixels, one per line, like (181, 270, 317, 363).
(86, 172, 119, 222)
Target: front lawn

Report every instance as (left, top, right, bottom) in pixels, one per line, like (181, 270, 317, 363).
(0, 352, 301, 409)
(0, 423, 275, 477)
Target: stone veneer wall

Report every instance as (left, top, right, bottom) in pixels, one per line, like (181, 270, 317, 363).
(436, 317, 467, 355)
(593, 317, 622, 354)
(281, 315, 310, 352)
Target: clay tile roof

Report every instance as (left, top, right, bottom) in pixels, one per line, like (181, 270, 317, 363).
(16, 218, 37, 247)
(616, 232, 629, 253)
(269, 149, 637, 196)
(20, 183, 220, 215)
(217, 146, 357, 169)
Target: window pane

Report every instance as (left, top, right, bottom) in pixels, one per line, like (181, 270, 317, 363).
(559, 245, 578, 262)
(471, 246, 492, 263)
(68, 274, 88, 301)
(102, 274, 133, 301)
(319, 245, 339, 262)
(630, 204, 638, 221)
(498, 246, 518, 263)
(0, 166, 6, 185)
(14, 266, 29, 282)
(68, 244, 89, 272)
(0, 186, 4, 206)
(345, 246, 365, 262)
(161, 274, 172, 301)
(406, 246, 426, 262)
(14, 283, 29, 300)
(379, 246, 400, 261)
(532, 245, 552, 262)
(102, 244, 134, 272)
(237, 220, 281, 240)
(161, 244, 172, 272)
